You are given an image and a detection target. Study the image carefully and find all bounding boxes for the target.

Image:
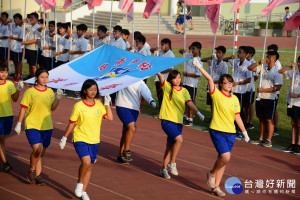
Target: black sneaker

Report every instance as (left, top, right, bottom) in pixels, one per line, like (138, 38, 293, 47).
(3, 162, 13, 173)
(273, 128, 279, 136)
(36, 175, 46, 186)
(117, 155, 129, 164)
(250, 138, 263, 145)
(282, 144, 295, 153)
(262, 139, 272, 148)
(247, 124, 254, 129)
(293, 145, 300, 155)
(123, 150, 133, 162)
(27, 170, 36, 184)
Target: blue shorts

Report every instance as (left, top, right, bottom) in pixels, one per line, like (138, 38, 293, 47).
(161, 120, 183, 144)
(25, 129, 53, 148)
(116, 106, 139, 128)
(0, 116, 13, 135)
(176, 18, 184, 24)
(186, 16, 192, 20)
(73, 142, 99, 164)
(209, 129, 236, 155)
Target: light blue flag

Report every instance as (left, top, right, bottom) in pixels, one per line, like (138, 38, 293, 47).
(25, 44, 190, 95)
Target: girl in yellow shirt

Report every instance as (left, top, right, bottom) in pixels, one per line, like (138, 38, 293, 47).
(157, 70, 204, 180)
(193, 58, 250, 197)
(15, 68, 62, 185)
(59, 79, 113, 200)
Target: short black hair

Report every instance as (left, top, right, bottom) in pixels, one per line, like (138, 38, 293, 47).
(267, 51, 279, 61)
(66, 22, 71, 27)
(219, 74, 234, 89)
(30, 12, 39, 19)
(57, 22, 63, 27)
(13, 13, 22, 20)
(76, 24, 87, 31)
(113, 25, 122, 32)
(239, 46, 249, 54)
(49, 21, 55, 26)
(1, 12, 8, 18)
(27, 14, 31, 18)
(267, 44, 278, 52)
(80, 79, 100, 99)
(60, 23, 68, 30)
(190, 41, 202, 50)
(161, 38, 172, 50)
(285, 7, 289, 10)
(134, 31, 142, 40)
(38, 19, 45, 24)
(135, 34, 146, 45)
(247, 46, 255, 56)
(215, 46, 226, 54)
(97, 25, 107, 33)
(122, 29, 130, 36)
(0, 63, 8, 71)
(298, 56, 300, 62)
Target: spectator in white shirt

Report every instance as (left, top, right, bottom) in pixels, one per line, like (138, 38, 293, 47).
(69, 24, 88, 61)
(42, 21, 56, 70)
(116, 81, 156, 163)
(54, 23, 70, 67)
(109, 25, 126, 50)
(0, 12, 10, 66)
(281, 7, 293, 37)
(278, 57, 300, 155)
(9, 13, 24, 82)
(248, 51, 283, 148)
(122, 29, 131, 51)
(179, 42, 202, 126)
(86, 25, 108, 50)
(134, 31, 151, 56)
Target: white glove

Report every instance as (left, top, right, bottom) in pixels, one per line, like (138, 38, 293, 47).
(150, 100, 156, 108)
(130, 49, 135, 53)
(17, 81, 24, 90)
(104, 95, 111, 106)
(154, 51, 159, 56)
(56, 89, 63, 99)
(103, 36, 110, 44)
(196, 111, 205, 121)
(193, 57, 202, 69)
(15, 122, 22, 135)
(59, 136, 67, 149)
(242, 131, 250, 142)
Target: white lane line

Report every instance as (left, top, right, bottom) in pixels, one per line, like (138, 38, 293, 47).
(7, 153, 134, 200)
(0, 186, 32, 200)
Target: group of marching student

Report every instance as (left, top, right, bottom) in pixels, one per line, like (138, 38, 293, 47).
(1, 12, 300, 200)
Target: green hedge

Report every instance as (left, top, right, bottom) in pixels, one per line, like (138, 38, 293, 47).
(259, 22, 285, 29)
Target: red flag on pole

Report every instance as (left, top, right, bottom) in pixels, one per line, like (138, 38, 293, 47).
(85, 0, 103, 10)
(143, 0, 164, 19)
(284, 8, 300, 30)
(185, 0, 223, 5)
(262, 0, 300, 17)
(43, 0, 56, 11)
(230, 0, 250, 13)
(63, 0, 72, 9)
(119, 0, 134, 22)
(205, 4, 220, 33)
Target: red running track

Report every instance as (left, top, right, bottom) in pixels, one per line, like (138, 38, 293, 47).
(1, 89, 300, 200)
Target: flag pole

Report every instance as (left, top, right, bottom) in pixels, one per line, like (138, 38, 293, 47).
(23, 0, 26, 49)
(288, 27, 299, 108)
(109, 0, 113, 31)
(132, 17, 134, 46)
(93, 7, 95, 50)
(43, 7, 46, 47)
(183, 3, 186, 49)
(157, 12, 160, 48)
(10, 0, 12, 34)
(231, 8, 237, 76)
(55, 6, 58, 62)
(70, 1, 73, 49)
(257, 0, 271, 101)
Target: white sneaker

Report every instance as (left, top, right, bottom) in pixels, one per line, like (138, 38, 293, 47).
(82, 192, 90, 200)
(167, 162, 178, 176)
(159, 169, 170, 179)
(74, 183, 83, 197)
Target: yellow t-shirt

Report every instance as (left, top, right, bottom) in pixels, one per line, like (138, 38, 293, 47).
(21, 86, 55, 130)
(70, 100, 107, 144)
(159, 80, 191, 124)
(0, 80, 17, 117)
(209, 85, 240, 134)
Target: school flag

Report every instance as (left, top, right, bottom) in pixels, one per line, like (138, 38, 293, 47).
(205, 4, 220, 33)
(262, 0, 300, 17)
(34, 0, 56, 11)
(230, 0, 250, 13)
(284, 8, 300, 30)
(24, 45, 189, 96)
(63, 0, 72, 9)
(85, 0, 103, 10)
(185, 0, 223, 5)
(119, 0, 134, 22)
(143, 0, 164, 19)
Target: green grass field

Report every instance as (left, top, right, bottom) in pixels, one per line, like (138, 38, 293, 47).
(17, 47, 296, 148)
